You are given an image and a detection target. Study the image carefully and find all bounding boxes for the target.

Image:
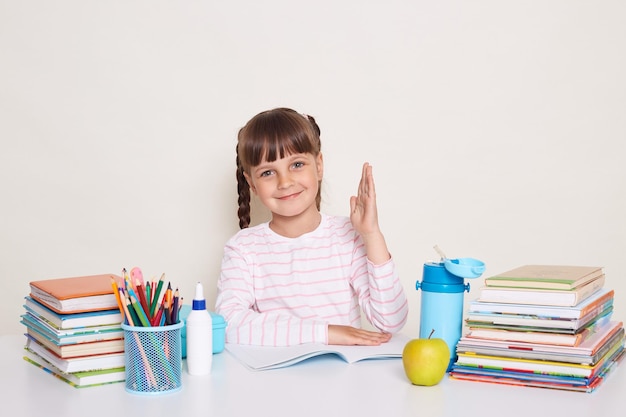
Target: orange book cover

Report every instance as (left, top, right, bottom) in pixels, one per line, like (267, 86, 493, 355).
(30, 274, 121, 314)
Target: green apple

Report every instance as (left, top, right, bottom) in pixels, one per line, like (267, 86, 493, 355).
(402, 329, 450, 386)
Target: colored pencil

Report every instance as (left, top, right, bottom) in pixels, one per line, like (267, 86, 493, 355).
(150, 274, 166, 318)
(130, 295, 150, 327)
(110, 277, 126, 324)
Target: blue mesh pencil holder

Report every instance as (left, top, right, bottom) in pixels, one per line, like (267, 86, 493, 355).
(122, 322, 183, 395)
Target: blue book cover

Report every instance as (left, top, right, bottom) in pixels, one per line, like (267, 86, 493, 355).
(21, 313, 123, 345)
(24, 296, 122, 330)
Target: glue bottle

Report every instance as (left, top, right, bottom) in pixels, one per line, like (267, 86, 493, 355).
(186, 282, 213, 375)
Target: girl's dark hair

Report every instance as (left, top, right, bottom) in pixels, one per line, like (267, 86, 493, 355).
(236, 107, 322, 229)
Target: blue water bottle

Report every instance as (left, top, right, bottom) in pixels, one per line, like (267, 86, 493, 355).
(415, 247, 485, 370)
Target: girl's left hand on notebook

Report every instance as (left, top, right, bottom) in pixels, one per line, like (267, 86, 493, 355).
(328, 324, 392, 346)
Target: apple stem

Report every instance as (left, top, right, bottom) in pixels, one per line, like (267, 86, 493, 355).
(429, 329, 435, 339)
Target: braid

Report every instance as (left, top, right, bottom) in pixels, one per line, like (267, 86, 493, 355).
(305, 114, 321, 137)
(236, 148, 251, 229)
(305, 114, 322, 210)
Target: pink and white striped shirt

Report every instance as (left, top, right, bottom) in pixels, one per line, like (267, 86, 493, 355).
(215, 214, 409, 346)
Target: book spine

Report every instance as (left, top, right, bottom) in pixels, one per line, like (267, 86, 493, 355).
(579, 290, 614, 317)
(455, 353, 593, 377)
(572, 277, 606, 306)
(479, 275, 605, 307)
(591, 328, 624, 363)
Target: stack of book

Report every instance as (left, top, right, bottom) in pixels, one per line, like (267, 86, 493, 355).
(449, 265, 625, 393)
(21, 274, 127, 388)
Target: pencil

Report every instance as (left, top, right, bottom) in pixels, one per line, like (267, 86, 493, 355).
(151, 302, 165, 327)
(171, 289, 180, 325)
(110, 277, 126, 324)
(130, 295, 151, 327)
(148, 277, 155, 309)
(145, 281, 152, 314)
(135, 279, 150, 319)
(123, 268, 135, 292)
(132, 332, 157, 387)
(163, 299, 169, 325)
(124, 293, 139, 326)
(150, 273, 166, 318)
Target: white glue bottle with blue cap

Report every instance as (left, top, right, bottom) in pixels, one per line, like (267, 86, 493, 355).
(186, 282, 213, 375)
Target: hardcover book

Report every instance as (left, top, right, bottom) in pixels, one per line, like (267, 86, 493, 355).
(455, 338, 624, 379)
(29, 273, 121, 314)
(484, 265, 603, 290)
(467, 288, 614, 319)
(21, 313, 123, 345)
(464, 315, 612, 347)
(23, 348, 125, 388)
(477, 274, 605, 307)
(25, 337, 125, 373)
(465, 304, 613, 333)
(450, 348, 624, 394)
(457, 321, 624, 365)
(25, 330, 124, 358)
(23, 296, 123, 329)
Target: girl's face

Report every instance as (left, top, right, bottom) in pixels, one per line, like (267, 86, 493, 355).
(244, 151, 323, 220)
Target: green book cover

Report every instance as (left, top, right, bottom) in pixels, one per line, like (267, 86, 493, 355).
(485, 265, 603, 290)
(23, 349, 125, 388)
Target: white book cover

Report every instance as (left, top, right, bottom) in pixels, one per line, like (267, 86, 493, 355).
(225, 333, 410, 371)
(25, 337, 125, 373)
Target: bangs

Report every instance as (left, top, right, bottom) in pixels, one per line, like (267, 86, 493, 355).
(238, 108, 320, 169)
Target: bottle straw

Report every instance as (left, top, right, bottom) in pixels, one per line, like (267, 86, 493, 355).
(433, 244, 447, 261)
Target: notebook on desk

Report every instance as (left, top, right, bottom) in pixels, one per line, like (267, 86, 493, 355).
(225, 333, 410, 371)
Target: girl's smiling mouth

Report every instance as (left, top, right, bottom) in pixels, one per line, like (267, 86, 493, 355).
(277, 191, 302, 200)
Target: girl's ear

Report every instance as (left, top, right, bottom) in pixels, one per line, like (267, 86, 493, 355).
(316, 152, 324, 179)
(243, 172, 257, 194)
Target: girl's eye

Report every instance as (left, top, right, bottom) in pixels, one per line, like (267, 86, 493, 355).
(260, 170, 273, 177)
(292, 161, 304, 169)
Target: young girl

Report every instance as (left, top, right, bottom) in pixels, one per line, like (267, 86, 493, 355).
(215, 108, 408, 346)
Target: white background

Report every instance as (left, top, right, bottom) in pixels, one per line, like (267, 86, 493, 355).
(1, 1, 625, 336)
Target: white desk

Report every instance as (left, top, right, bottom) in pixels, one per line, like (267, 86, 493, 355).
(1, 334, 623, 417)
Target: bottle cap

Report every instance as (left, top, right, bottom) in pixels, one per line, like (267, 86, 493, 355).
(444, 258, 485, 278)
(192, 282, 206, 310)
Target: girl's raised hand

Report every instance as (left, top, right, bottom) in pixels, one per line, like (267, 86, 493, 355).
(350, 162, 391, 265)
(349, 162, 380, 237)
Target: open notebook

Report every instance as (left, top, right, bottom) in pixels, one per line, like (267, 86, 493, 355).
(225, 333, 411, 371)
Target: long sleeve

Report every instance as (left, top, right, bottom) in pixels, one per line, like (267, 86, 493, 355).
(352, 254, 409, 333)
(215, 240, 328, 346)
(215, 215, 408, 346)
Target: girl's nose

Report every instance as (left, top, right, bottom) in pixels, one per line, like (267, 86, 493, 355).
(277, 173, 294, 189)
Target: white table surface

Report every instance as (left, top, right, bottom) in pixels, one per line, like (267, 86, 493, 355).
(1, 334, 623, 417)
